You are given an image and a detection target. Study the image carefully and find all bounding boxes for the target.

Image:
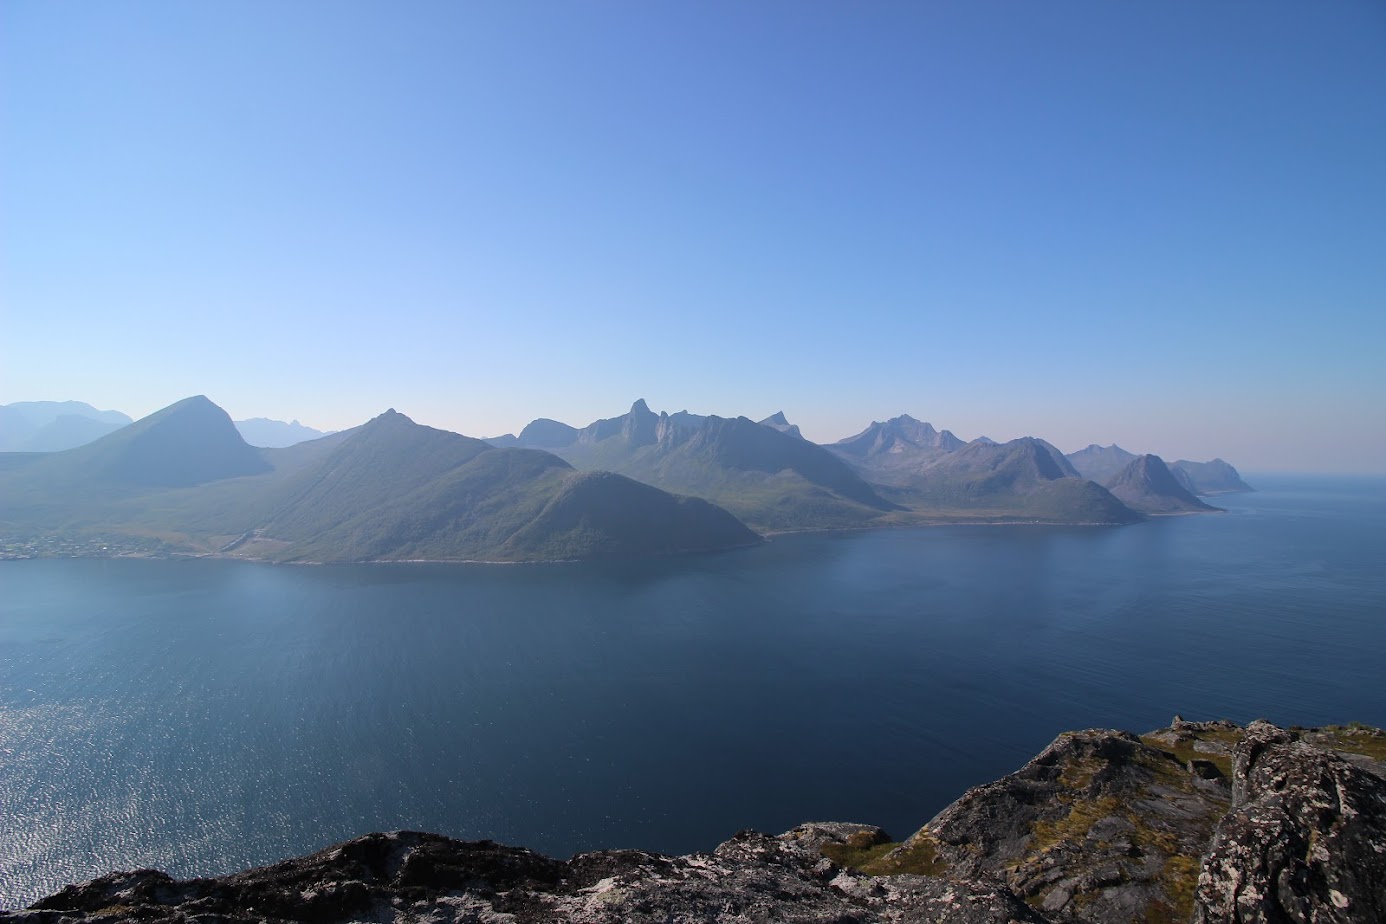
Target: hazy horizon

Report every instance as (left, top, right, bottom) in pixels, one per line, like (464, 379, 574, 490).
(1, 391, 1380, 476)
(4, 3, 1383, 474)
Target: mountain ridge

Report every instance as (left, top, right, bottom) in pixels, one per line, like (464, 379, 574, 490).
(2, 395, 1260, 556)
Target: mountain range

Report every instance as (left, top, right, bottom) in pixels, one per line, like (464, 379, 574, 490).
(0, 397, 758, 562)
(490, 400, 896, 531)
(1, 396, 1255, 561)
(490, 402, 1250, 528)
(1067, 443, 1253, 496)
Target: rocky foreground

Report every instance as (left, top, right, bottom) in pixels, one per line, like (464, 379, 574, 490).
(7, 720, 1384, 923)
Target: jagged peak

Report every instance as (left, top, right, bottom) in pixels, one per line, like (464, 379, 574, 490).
(764, 411, 789, 425)
(630, 399, 652, 415)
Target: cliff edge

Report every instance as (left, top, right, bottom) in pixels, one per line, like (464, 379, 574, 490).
(7, 720, 1383, 923)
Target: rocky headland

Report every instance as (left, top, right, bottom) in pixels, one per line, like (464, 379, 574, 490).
(7, 719, 1383, 923)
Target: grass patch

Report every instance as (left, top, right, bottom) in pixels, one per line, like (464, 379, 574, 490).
(1028, 795, 1122, 854)
(1318, 726, 1386, 762)
(1149, 854, 1201, 924)
(820, 840, 899, 870)
(1140, 727, 1242, 779)
(1059, 755, 1104, 790)
(821, 832, 949, 877)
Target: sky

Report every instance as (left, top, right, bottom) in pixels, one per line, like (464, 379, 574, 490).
(3, 2, 1384, 472)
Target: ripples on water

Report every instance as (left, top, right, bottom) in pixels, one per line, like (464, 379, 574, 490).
(2, 475, 1384, 906)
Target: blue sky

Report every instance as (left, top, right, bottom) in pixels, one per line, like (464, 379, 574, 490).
(3, 2, 1383, 471)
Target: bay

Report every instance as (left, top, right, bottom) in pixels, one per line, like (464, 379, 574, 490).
(2, 474, 1384, 907)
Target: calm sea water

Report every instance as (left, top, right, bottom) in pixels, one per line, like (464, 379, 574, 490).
(2, 475, 1384, 906)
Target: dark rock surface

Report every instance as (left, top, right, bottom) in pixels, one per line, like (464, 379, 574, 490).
(6, 829, 1046, 924)
(7, 721, 1382, 923)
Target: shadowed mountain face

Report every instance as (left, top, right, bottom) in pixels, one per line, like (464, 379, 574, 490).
(1171, 459, 1253, 495)
(504, 400, 895, 531)
(0, 399, 760, 562)
(1104, 454, 1218, 514)
(891, 437, 1141, 524)
(828, 415, 966, 485)
(234, 417, 333, 448)
(1066, 443, 1138, 484)
(0, 401, 133, 452)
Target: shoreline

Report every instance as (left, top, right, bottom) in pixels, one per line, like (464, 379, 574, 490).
(1, 510, 1233, 566)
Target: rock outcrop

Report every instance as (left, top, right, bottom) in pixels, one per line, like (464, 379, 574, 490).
(1193, 721, 1386, 924)
(7, 720, 1383, 923)
(9, 827, 1046, 924)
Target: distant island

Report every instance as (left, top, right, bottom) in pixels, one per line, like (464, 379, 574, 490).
(0, 396, 1252, 563)
(13, 718, 1382, 923)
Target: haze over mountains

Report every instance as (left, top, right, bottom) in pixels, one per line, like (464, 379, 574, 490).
(233, 417, 334, 448)
(0, 395, 1253, 562)
(0, 401, 133, 452)
(0, 401, 331, 451)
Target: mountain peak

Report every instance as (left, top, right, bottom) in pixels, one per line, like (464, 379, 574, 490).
(1066, 443, 1138, 484)
(366, 408, 411, 425)
(827, 414, 963, 477)
(54, 395, 270, 487)
(630, 399, 652, 415)
(1105, 454, 1217, 514)
(757, 411, 804, 440)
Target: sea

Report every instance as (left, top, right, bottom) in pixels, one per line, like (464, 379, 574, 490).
(2, 474, 1383, 907)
